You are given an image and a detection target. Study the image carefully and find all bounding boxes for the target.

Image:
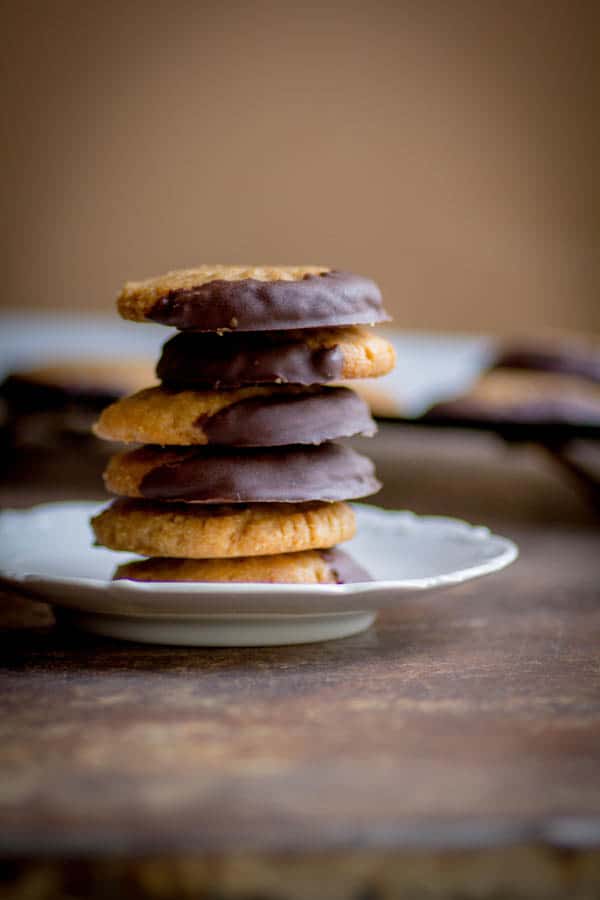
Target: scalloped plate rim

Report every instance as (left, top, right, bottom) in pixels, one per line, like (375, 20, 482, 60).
(0, 500, 518, 601)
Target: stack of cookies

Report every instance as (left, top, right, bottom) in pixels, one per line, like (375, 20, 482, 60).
(91, 266, 395, 584)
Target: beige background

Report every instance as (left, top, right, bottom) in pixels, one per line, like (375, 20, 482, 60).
(1, 1, 598, 333)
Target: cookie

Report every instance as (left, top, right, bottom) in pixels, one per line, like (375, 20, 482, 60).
(103, 442, 381, 503)
(92, 499, 355, 558)
(94, 385, 376, 446)
(494, 334, 600, 383)
(426, 369, 600, 425)
(1, 359, 155, 412)
(157, 326, 396, 388)
(117, 265, 388, 332)
(113, 547, 371, 584)
(1, 358, 156, 448)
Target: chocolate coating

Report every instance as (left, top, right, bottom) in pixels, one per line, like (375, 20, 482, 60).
(158, 330, 344, 388)
(199, 387, 376, 446)
(320, 548, 372, 583)
(138, 442, 380, 503)
(148, 271, 388, 332)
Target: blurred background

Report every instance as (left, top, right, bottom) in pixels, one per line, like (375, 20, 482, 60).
(2, 11, 600, 893)
(1, 0, 599, 333)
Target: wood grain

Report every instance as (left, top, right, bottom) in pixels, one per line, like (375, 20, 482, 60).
(1, 426, 599, 896)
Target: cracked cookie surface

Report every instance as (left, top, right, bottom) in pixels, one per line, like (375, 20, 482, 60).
(92, 498, 355, 558)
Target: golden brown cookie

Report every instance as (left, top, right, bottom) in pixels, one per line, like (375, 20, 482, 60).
(92, 499, 355, 558)
(93, 385, 375, 446)
(156, 325, 396, 388)
(113, 547, 370, 584)
(102, 443, 380, 503)
(117, 265, 388, 331)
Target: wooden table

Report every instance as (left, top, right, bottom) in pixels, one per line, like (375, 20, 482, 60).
(2, 426, 600, 899)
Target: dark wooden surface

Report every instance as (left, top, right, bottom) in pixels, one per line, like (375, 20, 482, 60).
(1, 426, 600, 897)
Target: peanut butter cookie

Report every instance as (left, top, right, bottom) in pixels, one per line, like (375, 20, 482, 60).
(92, 499, 355, 558)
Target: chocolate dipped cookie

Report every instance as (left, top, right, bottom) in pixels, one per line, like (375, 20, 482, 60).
(156, 326, 395, 388)
(118, 266, 389, 332)
(94, 385, 376, 446)
(103, 442, 381, 503)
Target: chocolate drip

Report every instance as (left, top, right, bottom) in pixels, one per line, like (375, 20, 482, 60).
(320, 548, 372, 583)
(199, 387, 376, 446)
(148, 271, 388, 332)
(138, 442, 381, 503)
(158, 330, 345, 388)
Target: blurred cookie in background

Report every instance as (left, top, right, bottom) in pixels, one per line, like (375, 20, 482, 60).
(1, 358, 155, 453)
(426, 369, 600, 428)
(345, 331, 600, 510)
(346, 330, 600, 433)
(493, 332, 600, 383)
(425, 332, 600, 436)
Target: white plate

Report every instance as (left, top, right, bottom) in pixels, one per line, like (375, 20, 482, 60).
(0, 502, 517, 646)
